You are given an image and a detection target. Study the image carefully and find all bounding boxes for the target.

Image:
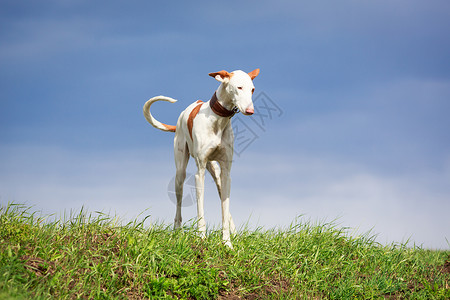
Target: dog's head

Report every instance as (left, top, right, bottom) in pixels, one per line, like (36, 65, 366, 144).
(208, 69, 260, 115)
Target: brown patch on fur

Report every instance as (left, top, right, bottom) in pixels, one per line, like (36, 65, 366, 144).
(188, 101, 203, 139)
(162, 123, 176, 132)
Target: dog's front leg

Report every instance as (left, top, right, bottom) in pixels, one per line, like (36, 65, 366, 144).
(219, 162, 233, 249)
(195, 159, 207, 238)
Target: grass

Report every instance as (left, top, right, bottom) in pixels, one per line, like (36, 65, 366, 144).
(0, 203, 449, 299)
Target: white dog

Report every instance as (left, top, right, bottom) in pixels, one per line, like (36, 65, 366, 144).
(143, 69, 260, 248)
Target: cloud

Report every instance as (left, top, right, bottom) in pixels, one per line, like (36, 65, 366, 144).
(0, 145, 176, 221)
(230, 151, 450, 249)
(277, 78, 450, 170)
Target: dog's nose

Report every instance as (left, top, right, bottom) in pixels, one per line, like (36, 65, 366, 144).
(245, 107, 254, 115)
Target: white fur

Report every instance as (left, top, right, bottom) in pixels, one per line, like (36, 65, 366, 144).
(143, 96, 177, 131)
(143, 69, 259, 248)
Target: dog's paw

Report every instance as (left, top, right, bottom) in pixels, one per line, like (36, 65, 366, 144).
(224, 240, 234, 249)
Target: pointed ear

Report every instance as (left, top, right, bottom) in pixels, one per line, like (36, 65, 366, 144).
(208, 70, 233, 82)
(248, 68, 260, 80)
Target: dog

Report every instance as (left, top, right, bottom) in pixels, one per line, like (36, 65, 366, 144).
(143, 69, 260, 248)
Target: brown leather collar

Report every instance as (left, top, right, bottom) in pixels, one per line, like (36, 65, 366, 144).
(209, 92, 238, 118)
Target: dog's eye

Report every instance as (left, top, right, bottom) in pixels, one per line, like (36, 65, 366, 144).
(237, 86, 243, 90)
(252, 88, 255, 94)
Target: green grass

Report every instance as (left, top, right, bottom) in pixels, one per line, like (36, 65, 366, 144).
(1, 203, 449, 299)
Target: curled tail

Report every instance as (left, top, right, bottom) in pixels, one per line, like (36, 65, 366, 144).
(143, 96, 177, 132)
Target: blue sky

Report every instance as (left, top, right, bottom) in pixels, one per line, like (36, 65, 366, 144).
(1, 0, 449, 249)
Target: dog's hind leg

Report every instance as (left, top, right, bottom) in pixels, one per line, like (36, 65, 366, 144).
(174, 135, 189, 229)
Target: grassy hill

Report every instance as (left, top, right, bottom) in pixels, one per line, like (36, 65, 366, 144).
(1, 203, 449, 299)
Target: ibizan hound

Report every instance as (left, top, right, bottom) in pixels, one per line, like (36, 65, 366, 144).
(143, 69, 260, 248)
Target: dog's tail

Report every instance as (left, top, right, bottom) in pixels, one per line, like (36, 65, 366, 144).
(143, 96, 177, 132)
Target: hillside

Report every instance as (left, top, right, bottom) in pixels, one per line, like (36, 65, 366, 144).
(1, 203, 449, 299)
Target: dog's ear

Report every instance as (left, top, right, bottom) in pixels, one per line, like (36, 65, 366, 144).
(209, 70, 233, 82)
(248, 69, 260, 80)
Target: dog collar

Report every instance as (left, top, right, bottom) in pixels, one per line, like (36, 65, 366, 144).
(209, 92, 239, 118)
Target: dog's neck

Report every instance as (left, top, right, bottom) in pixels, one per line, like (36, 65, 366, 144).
(210, 85, 237, 118)
(210, 92, 237, 118)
